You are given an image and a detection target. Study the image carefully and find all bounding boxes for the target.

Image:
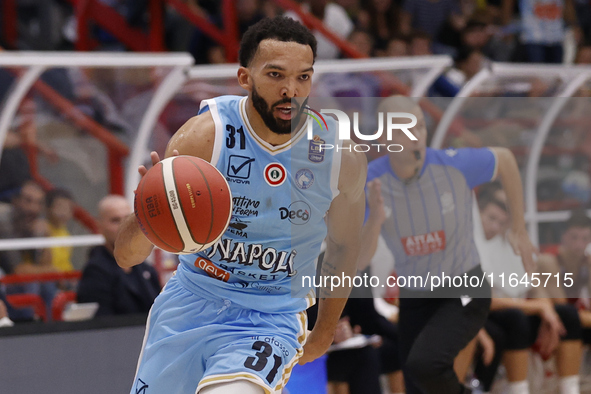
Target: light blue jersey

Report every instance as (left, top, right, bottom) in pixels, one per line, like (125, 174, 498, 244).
(177, 95, 341, 313)
(131, 96, 342, 394)
(520, 0, 564, 44)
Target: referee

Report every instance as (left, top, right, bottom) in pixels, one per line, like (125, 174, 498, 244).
(360, 96, 536, 394)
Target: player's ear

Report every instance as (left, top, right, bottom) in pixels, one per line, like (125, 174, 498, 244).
(237, 67, 251, 91)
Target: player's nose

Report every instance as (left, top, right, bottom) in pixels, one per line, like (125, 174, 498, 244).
(280, 79, 298, 98)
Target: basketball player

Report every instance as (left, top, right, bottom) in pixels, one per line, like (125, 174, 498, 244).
(114, 17, 367, 394)
(361, 96, 537, 394)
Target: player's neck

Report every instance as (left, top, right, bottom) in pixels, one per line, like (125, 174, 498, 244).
(245, 98, 302, 146)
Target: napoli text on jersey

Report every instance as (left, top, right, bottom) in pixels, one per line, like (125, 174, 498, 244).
(177, 96, 341, 313)
(367, 147, 498, 290)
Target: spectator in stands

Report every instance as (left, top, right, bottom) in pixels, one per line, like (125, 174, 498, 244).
(505, 0, 577, 63)
(409, 30, 433, 56)
(0, 129, 31, 203)
(344, 29, 375, 57)
(284, 0, 354, 59)
(385, 34, 409, 57)
(358, 0, 401, 53)
(400, 0, 465, 44)
(534, 210, 591, 303)
(0, 180, 58, 317)
(444, 46, 486, 91)
(0, 181, 52, 276)
(77, 195, 161, 317)
(473, 191, 584, 394)
(45, 188, 75, 273)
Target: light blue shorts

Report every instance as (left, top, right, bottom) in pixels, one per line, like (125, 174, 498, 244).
(130, 273, 308, 394)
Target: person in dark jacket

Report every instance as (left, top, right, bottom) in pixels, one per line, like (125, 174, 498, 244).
(77, 195, 161, 316)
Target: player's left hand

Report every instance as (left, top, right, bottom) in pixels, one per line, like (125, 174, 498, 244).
(298, 328, 334, 365)
(507, 228, 538, 274)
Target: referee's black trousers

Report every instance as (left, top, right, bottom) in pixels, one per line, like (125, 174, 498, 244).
(399, 272, 491, 394)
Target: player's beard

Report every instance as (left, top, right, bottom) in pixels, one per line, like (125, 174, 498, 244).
(251, 85, 306, 135)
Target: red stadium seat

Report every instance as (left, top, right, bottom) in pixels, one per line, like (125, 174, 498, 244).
(6, 293, 47, 322)
(51, 291, 77, 321)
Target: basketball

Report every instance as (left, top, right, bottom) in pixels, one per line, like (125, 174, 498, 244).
(134, 155, 233, 254)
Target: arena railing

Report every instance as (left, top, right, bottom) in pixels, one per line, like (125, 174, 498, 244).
(430, 62, 591, 245)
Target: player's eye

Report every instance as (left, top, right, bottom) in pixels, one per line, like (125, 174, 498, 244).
(268, 72, 281, 78)
(300, 74, 310, 81)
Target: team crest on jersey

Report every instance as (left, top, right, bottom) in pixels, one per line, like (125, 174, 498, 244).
(264, 163, 287, 187)
(308, 135, 325, 163)
(295, 168, 314, 189)
(440, 192, 455, 214)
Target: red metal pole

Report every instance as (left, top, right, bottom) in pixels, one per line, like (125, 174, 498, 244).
(2, 0, 18, 48)
(108, 149, 124, 195)
(149, 0, 165, 51)
(75, 0, 92, 51)
(222, 0, 239, 62)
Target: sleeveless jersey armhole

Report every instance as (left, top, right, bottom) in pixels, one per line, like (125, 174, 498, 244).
(200, 98, 225, 167)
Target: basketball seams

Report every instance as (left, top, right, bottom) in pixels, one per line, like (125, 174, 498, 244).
(138, 164, 181, 253)
(162, 157, 202, 254)
(171, 157, 209, 249)
(185, 160, 217, 245)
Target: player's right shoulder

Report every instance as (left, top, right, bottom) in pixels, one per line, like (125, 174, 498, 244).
(165, 111, 216, 163)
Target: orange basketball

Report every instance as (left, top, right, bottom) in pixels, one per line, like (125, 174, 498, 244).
(134, 155, 232, 254)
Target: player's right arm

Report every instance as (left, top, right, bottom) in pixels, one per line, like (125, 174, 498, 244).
(114, 112, 216, 268)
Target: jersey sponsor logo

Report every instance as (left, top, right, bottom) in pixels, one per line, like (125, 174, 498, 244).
(194, 256, 231, 282)
(228, 217, 249, 238)
(445, 148, 458, 157)
(401, 230, 446, 256)
(294, 168, 314, 190)
(440, 192, 455, 215)
(534, 3, 561, 20)
(264, 163, 287, 187)
(227, 155, 255, 180)
(233, 196, 260, 217)
(308, 135, 325, 163)
(207, 239, 297, 277)
(279, 201, 311, 225)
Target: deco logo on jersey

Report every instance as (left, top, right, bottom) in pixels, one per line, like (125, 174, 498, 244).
(294, 168, 314, 190)
(227, 155, 255, 179)
(279, 201, 311, 225)
(264, 163, 287, 187)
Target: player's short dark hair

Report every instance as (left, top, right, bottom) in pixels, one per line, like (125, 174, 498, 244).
(565, 209, 591, 231)
(46, 188, 74, 208)
(239, 16, 317, 67)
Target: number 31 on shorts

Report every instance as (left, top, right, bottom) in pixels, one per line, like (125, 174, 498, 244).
(243, 341, 284, 384)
